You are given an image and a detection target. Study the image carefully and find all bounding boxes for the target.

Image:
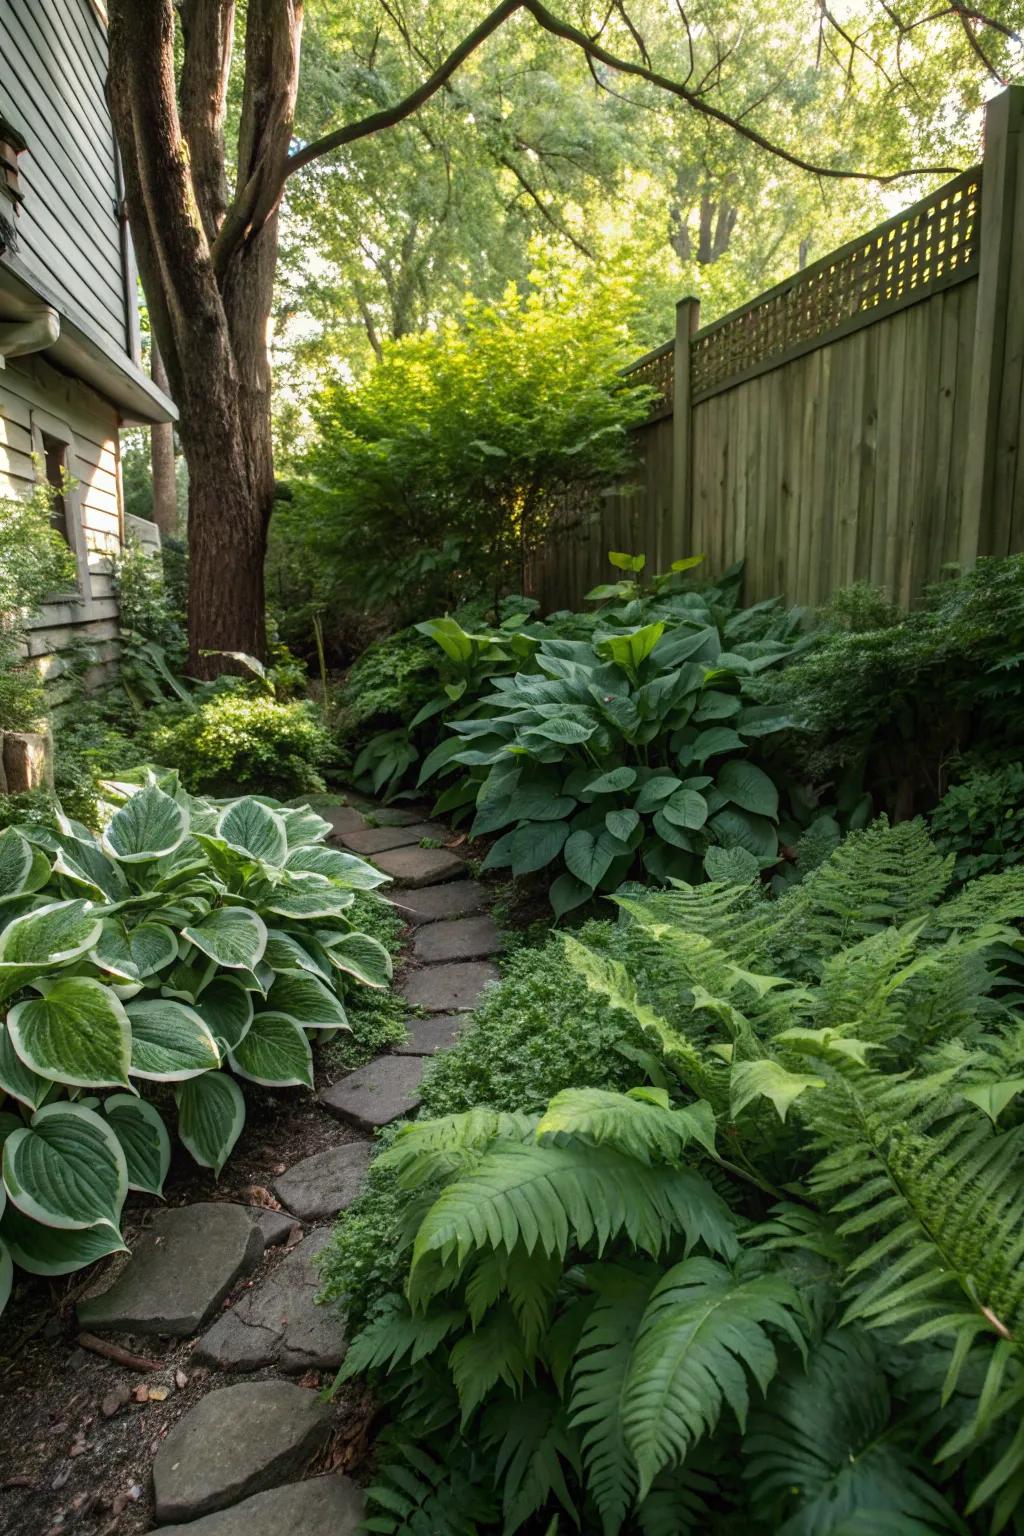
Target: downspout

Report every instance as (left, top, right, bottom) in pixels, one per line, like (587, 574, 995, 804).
(0, 302, 60, 369)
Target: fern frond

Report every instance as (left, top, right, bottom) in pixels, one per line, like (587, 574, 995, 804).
(483, 1389, 582, 1535)
(464, 1244, 562, 1353)
(536, 1086, 717, 1164)
(335, 1291, 464, 1383)
(361, 1432, 500, 1535)
(376, 1107, 538, 1189)
(612, 879, 773, 970)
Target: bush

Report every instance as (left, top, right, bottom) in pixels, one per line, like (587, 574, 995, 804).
(330, 821, 1024, 1533)
(929, 759, 1024, 883)
(0, 485, 76, 732)
(0, 772, 393, 1311)
(144, 689, 330, 797)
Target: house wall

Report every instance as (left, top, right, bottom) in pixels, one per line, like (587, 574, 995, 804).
(0, 0, 128, 358)
(0, 350, 123, 685)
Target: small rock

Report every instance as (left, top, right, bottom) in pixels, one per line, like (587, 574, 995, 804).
(175, 1368, 189, 1391)
(148, 1385, 169, 1401)
(132, 1385, 149, 1404)
(371, 845, 466, 887)
(51, 1465, 71, 1491)
(402, 960, 500, 1013)
(152, 1381, 331, 1523)
(320, 1055, 424, 1131)
(101, 1386, 130, 1419)
(154, 1474, 364, 1536)
(272, 1143, 372, 1222)
(251, 1206, 296, 1249)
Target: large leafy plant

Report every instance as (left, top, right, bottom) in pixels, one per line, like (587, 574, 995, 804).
(0, 771, 390, 1312)
(421, 580, 807, 913)
(329, 820, 1024, 1533)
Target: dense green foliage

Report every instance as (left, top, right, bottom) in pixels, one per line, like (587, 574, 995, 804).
(929, 761, 1024, 885)
(328, 820, 1024, 1532)
(273, 285, 654, 632)
(0, 487, 76, 734)
(0, 773, 392, 1311)
(324, 890, 410, 1072)
(145, 692, 330, 799)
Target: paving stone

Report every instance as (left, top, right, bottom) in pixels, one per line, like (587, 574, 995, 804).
(320, 1054, 424, 1131)
(78, 1203, 263, 1337)
(194, 1229, 343, 1375)
(393, 1013, 464, 1056)
(152, 1381, 331, 1523)
(371, 845, 466, 887)
(251, 1207, 298, 1248)
(402, 960, 500, 1014)
(369, 806, 430, 826)
(321, 805, 368, 838)
(387, 881, 486, 924)
(340, 821, 446, 856)
(272, 1142, 372, 1222)
(414, 913, 502, 964)
(156, 1475, 364, 1536)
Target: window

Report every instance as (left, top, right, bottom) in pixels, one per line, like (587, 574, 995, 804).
(42, 433, 70, 544)
(0, 115, 26, 206)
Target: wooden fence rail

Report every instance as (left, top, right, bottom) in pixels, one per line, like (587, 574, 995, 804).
(529, 85, 1024, 613)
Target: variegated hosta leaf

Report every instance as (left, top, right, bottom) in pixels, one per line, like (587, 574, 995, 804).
(161, 953, 218, 1003)
(102, 1094, 171, 1196)
(0, 1202, 128, 1277)
(284, 845, 388, 889)
(229, 1011, 314, 1088)
(279, 804, 333, 848)
(0, 1025, 51, 1111)
(50, 831, 128, 902)
(0, 827, 48, 901)
(0, 901, 104, 1000)
(217, 799, 288, 867)
(263, 928, 333, 982)
(2, 1102, 128, 1231)
(265, 970, 349, 1030)
(91, 920, 178, 983)
(175, 1071, 246, 1176)
(126, 997, 221, 1080)
(325, 931, 394, 989)
(192, 977, 254, 1051)
(0, 1234, 11, 1316)
(8, 978, 133, 1089)
(182, 906, 268, 970)
(260, 883, 356, 921)
(102, 783, 190, 864)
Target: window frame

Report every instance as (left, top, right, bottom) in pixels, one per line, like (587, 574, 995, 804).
(29, 407, 91, 603)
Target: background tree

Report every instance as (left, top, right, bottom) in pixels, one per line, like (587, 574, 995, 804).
(105, 0, 1021, 672)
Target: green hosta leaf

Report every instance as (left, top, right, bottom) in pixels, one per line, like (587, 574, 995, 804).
(266, 970, 348, 1030)
(717, 760, 780, 820)
(633, 775, 682, 813)
(652, 812, 700, 853)
(0, 827, 35, 899)
(710, 808, 779, 863)
(229, 1011, 313, 1088)
(505, 786, 577, 823)
(0, 1202, 127, 1276)
(102, 1094, 171, 1196)
(325, 932, 393, 989)
(550, 872, 593, 919)
(91, 920, 178, 982)
(689, 728, 745, 763)
(126, 997, 221, 1080)
(0, 1111, 24, 1145)
(263, 929, 332, 981)
(609, 551, 646, 572)
(285, 845, 385, 888)
(704, 845, 760, 883)
(3, 1102, 127, 1231)
(183, 906, 268, 970)
(8, 979, 132, 1089)
(175, 1071, 245, 1176)
(528, 717, 597, 746)
(102, 784, 189, 864)
(962, 1079, 1024, 1123)
(217, 798, 288, 866)
(661, 789, 709, 831)
(596, 623, 665, 674)
(583, 767, 637, 795)
(261, 884, 356, 920)
(0, 1025, 52, 1110)
(192, 978, 255, 1051)
(279, 804, 333, 848)
(510, 821, 569, 877)
(0, 899, 102, 970)
(606, 809, 640, 844)
(564, 829, 623, 891)
(731, 1060, 825, 1122)
(694, 690, 741, 721)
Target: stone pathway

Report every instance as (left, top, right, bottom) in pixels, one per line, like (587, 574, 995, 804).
(62, 791, 501, 1531)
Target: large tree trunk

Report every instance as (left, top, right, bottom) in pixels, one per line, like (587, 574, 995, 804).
(149, 344, 179, 540)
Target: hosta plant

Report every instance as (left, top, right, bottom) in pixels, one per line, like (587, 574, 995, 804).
(328, 820, 1024, 1533)
(0, 770, 391, 1313)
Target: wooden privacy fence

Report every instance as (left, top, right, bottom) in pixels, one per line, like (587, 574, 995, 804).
(530, 85, 1024, 613)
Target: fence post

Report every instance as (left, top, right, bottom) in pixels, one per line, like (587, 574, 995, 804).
(671, 297, 700, 560)
(960, 85, 1024, 565)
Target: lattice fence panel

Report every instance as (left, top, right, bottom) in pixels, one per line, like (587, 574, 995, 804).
(690, 167, 981, 400)
(623, 340, 674, 418)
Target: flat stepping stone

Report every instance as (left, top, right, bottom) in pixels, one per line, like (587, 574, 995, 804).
(414, 914, 502, 964)
(195, 1229, 343, 1375)
(369, 806, 429, 826)
(251, 1207, 298, 1248)
(388, 881, 486, 924)
(78, 1203, 263, 1337)
(393, 1013, 464, 1056)
(272, 1142, 372, 1222)
(402, 960, 500, 1013)
(371, 845, 465, 887)
(321, 1054, 424, 1131)
(340, 821, 445, 856)
(156, 1475, 363, 1536)
(322, 805, 368, 837)
(152, 1381, 331, 1523)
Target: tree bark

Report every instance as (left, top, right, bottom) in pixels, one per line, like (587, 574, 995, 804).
(149, 344, 178, 540)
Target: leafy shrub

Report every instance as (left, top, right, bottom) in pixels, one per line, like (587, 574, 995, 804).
(331, 821, 1024, 1532)
(0, 773, 392, 1312)
(144, 690, 330, 797)
(0, 485, 76, 733)
(929, 760, 1024, 883)
(323, 891, 409, 1072)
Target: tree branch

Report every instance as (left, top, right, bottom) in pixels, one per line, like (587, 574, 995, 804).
(179, 0, 235, 243)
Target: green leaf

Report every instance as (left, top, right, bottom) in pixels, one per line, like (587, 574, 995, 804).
(0, 899, 103, 970)
(564, 829, 620, 890)
(669, 555, 705, 573)
(0, 1202, 127, 1276)
(102, 1094, 171, 1196)
(285, 845, 384, 887)
(0, 1235, 10, 1316)
(962, 1079, 1024, 1123)
(717, 760, 780, 820)
(261, 884, 356, 920)
(0, 1024, 53, 1110)
(606, 809, 640, 844)
(584, 767, 637, 794)
(661, 789, 709, 831)
(228, 1010, 313, 1088)
(710, 807, 779, 863)
(325, 932, 393, 989)
(634, 775, 682, 813)
(528, 717, 596, 745)
(731, 1060, 825, 1122)
(510, 820, 569, 876)
(192, 978, 255, 1051)
(102, 784, 189, 864)
(8, 979, 132, 1089)
(126, 997, 221, 1080)
(596, 623, 665, 674)
(183, 906, 268, 970)
(703, 845, 760, 883)
(689, 728, 745, 763)
(266, 970, 349, 1030)
(217, 798, 288, 866)
(263, 929, 332, 981)
(91, 920, 178, 983)
(550, 872, 594, 919)
(175, 1071, 246, 1176)
(506, 786, 578, 823)
(0, 826, 35, 898)
(609, 551, 646, 572)
(3, 1102, 127, 1231)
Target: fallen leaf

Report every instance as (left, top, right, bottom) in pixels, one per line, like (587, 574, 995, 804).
(241, 1184, 281, 1211)
(296, 1370, 320, 1389)
(285, 1224, 303, 1249)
